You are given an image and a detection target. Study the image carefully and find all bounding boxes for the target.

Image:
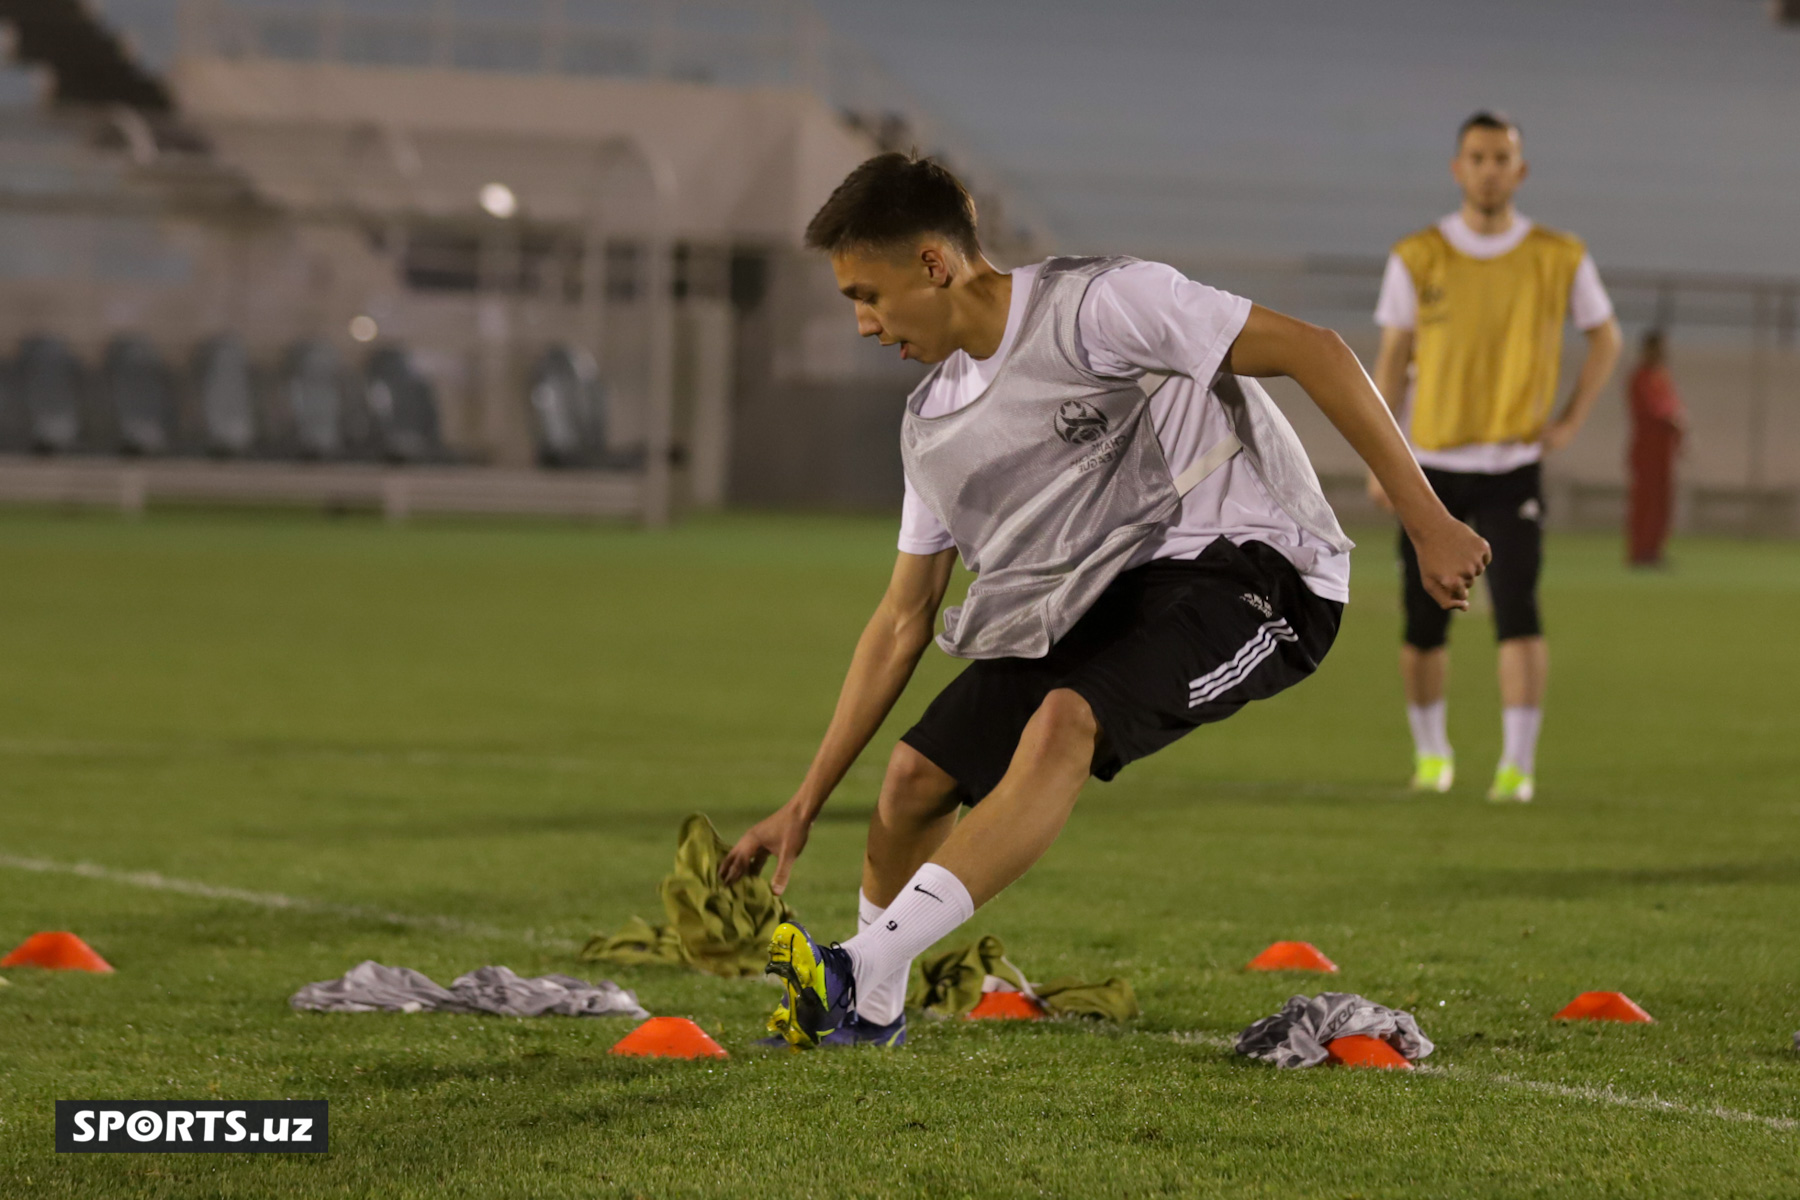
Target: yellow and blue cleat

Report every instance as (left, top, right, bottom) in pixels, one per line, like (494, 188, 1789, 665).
(763, 920, 859, 1048)
(755, 1011, 906, 1050)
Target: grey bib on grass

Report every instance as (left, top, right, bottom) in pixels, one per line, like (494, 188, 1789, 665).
(901, 255, 1351, 661)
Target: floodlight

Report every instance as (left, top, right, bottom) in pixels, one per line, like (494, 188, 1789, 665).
(479, 182, 518, 219)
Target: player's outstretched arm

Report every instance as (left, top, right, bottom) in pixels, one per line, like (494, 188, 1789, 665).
(1222, 304, 1491, 611)
(719, 547, 957, 894)
(1364, 325, 1416, 512)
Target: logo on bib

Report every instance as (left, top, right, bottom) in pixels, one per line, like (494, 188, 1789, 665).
(1054, 400, 1110, 445)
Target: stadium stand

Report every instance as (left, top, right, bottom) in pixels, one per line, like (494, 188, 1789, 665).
(0, 1, 1788, 532)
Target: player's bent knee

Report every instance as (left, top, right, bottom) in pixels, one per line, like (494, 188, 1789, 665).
(1033, 688, 1099, 744)
(879, 742, 959, 822)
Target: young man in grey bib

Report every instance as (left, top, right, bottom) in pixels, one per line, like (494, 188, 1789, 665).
(720, 153, 1492, 1048)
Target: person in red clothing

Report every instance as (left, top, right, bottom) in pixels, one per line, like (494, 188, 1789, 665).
(1626, 330, 1684, 566)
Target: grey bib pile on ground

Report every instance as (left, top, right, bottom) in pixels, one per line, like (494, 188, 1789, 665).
(1235, 991, 1434, 1068)
(290, 960, 649, 1019)
(901, 255, 1350, 661)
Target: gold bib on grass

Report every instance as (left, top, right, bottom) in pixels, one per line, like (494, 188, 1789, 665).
(1396, 224, 1586, 450)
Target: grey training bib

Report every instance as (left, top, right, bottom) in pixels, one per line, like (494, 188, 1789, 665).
(901, 256, 1350, 660)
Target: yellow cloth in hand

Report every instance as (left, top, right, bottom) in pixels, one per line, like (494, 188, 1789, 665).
(582, 813, 795, 979)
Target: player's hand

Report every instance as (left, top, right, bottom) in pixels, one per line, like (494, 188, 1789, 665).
(718, 798, 814, 896)
(1540, 418, 1579, 454)
(1410, 517, 1490, 611)
(1365, 471, 1395, 513)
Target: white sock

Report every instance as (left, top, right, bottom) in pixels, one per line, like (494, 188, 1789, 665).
(842, 863, 974, 1025)
(850, 888, 909, 1023)
(1406, 700, 1450, 759)
(857, 889, 884, 931)
(1501, 706, 1543, 775)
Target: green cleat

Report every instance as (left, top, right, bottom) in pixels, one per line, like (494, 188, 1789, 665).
(1410, 753, 1455, 793)
(1487, 764, 1535, 803)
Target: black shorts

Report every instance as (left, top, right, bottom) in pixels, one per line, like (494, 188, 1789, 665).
(1401, 462, 1543, 649)
(901, 538, 1342, 804)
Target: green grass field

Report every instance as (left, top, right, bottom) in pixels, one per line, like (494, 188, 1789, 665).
(1, 509, 1796, 1198)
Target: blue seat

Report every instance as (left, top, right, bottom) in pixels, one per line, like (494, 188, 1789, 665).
(105, 335, 177, 456)
(16, 336, 84, 453)
(364, 346, 442, 463)
(529, 344, 607, 466)
(192, 335, 257, 456)
(282, 339, 345, 459)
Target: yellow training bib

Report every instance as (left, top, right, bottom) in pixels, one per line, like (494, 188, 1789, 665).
(1395, 225, 1586, 451)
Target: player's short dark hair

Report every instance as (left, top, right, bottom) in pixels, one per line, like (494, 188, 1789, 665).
(804, 151, 981, 258)
(1458, 110, 1520, 147)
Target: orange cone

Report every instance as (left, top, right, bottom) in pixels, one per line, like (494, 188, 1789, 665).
(1246, 941, 1338, 972)
(1326, 1034, 1413, 1070)
(609, 1017, 728, 1059)
(967, 991, 1046, 1021)
(1, 932, 113, 972)
(1554, 991, 1654, 1023)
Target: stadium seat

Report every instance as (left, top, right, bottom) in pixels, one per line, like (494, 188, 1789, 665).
(16, 336, 83, 453)
(192, 335, 257, 457)
(364, 346, 442, 463)
(0, 355, 21, 451)
(281, 339, 345, 459)
(529, 344, 607, 467)
(104, 335, 176, 455)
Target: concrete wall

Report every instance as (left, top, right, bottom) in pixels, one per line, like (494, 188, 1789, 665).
(171, 57, 874, 240)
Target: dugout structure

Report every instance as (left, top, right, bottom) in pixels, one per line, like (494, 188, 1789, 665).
(0, 0, 1047, 520)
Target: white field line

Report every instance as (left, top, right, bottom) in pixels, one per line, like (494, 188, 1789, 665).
(1420, 1067, 1800, 1132)
(0, 853, 575, 950)
(0, 737, 600, 774)
(1167, 1031, 1797, 1132)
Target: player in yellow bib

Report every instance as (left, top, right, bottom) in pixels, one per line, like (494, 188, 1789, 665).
(1369, 112, 1622, 802)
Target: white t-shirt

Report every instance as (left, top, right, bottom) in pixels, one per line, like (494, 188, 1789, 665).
(1374, 212, 1615, 474)
(898, 260, 1352, 603)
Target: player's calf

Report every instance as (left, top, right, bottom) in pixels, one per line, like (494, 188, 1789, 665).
(862, 742, 961, 905)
